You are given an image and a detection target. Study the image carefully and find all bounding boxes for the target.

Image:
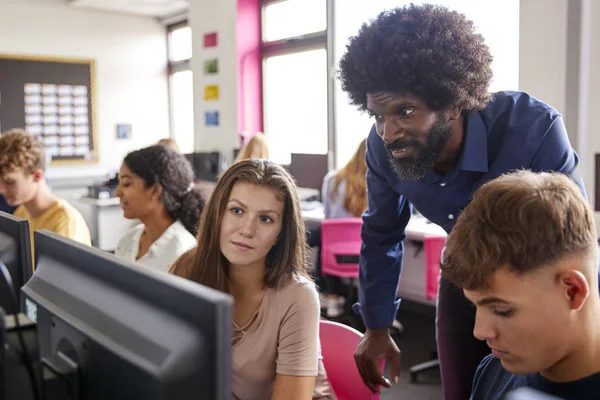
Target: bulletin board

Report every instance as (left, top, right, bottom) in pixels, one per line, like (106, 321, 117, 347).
(0, 54, 98, 165)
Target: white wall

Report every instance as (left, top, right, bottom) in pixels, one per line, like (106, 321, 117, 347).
(189, 0, 239, 164)
(0, 0, 170, 179)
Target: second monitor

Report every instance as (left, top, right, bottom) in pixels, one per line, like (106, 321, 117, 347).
(0, 211, 33, 314)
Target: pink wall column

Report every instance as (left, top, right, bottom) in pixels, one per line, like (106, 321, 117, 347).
(236, 0, 262, 148)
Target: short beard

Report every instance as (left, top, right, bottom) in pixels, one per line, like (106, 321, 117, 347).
(387, 117, 453, 180)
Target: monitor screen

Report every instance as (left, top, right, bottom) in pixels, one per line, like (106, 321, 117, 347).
(0, 211, 32, 314)
(22, 230, 233, 400)
(288, 153, 329, 192)
(184, 152, 225, 182)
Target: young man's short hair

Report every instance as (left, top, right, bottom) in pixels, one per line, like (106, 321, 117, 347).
(442, 170, 596, 290)
(0, 129, 46, 175)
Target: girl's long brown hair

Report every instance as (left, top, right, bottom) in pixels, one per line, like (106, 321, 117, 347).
(331, 138, 367, 217)
(169, 159, 309, 293)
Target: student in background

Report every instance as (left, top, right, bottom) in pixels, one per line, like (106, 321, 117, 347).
(319, 138, 367, 317)
(170, 159, 336, 400)
(157, 137, 180, 152)
(0, 195, 17, 214)
(442, 171, 600, 400)
(236, 132, 269, 161)
(114, 145, 206, 272)
(0, 129, 91, 245)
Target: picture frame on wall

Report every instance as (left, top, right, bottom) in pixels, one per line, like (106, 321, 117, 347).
(0, 53, 98, 165)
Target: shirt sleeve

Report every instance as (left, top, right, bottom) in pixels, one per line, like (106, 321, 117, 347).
(276, 281, 321, 376)
(528, 113, 587, 198)
(355, 125, 411, 329)
(50, 210, 91, 246)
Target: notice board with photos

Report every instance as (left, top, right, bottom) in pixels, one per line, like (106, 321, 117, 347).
(0, 54, 98, 165)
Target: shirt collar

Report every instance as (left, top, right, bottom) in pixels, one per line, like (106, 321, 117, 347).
(458, 112, 489, 173)
(140, 220, 184, 258)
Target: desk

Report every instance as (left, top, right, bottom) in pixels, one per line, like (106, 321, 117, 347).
(400, 220, 446, 306)
(302, 206, 446, 306)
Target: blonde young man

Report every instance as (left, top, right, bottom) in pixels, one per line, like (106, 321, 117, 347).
(442, 171, 600, 400)
(0, 129, 91, 246)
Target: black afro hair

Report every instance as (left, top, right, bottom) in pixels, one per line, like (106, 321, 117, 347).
(337, 3, 493, 114)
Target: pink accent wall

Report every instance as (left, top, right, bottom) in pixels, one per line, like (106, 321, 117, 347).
(237, 0, 262, 148)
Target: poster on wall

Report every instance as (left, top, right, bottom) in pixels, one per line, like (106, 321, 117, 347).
(204, 59, 219, 75)
(203, 32, 218, 48)
(0, 54, 97, 164)
(205, 111, 220, 127)
(204, 85, 220, 101)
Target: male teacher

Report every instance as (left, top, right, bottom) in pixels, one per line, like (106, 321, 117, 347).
(337, 4, 586, 399)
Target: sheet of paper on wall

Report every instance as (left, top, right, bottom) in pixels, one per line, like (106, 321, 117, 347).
(75, 146, 89, 156)
(58, 96, 71, 106)
(59, 115, 73, 125)
(75, 136, 89, 145)
(73, 106, 87, 115)
(25, 104, 42, 115)
(204, 59, 219, 75)
(43, 115, 58, 125)
(25, 114, 42, 125)
(26, 125, 42, 136)
(59, 125, 73, 135)
(203, 32, 218, 48)
(43, 125, 58, 135)
(73, 96, 87, 106)
(25, 94, 42, 104)
(44, 136, 58, 146)
(74, 126, 88, 135)
(60, 146, 75, 156)
(41, 84, 57, 95)
(205, 110, 220, 127)
(57, 85, 72, 96)
(42, 95, 57, 105)
(24, 83, 41, 94)
(59, 105, 73, 115)
(74, 115, 88, 125)
(73, 86, 87, 96)
(60, 136, 75, 146)
(43, 105, 58, 115)
(204, 85, 219, 101)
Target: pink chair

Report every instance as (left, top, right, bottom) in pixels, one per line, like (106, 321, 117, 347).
(320, 320, 383, 400)
(320, 218, 363, 278)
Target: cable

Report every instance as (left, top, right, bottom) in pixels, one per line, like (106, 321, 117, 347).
(0, 262, 41, 400)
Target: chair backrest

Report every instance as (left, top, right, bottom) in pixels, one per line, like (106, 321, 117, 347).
(320, 218, 363, 278)
(424, 235, 446, 301)
(320, 320, 381, 400)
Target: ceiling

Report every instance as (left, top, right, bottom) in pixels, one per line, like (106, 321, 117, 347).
(68, 0, 189, 19)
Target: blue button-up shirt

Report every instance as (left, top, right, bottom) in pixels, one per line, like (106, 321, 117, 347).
(358, 91, 586, 329)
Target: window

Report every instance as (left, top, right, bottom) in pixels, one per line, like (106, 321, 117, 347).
(261, 0, 329, 166)
(167, 22, 194, 154)
(333, 0, 520, 167)
(263, 0, 327, 42)
(263, 49, 328, 165)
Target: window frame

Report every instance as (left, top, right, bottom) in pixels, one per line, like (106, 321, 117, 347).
(260, 0, 335, 168)
(166, 20, 193, 150)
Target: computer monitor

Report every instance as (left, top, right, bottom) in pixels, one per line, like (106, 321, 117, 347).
(21, 230, 233, 399)
(184, 152, 225, 182)
(288, 153, 329, 192)
(0, 211, 33, 314)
